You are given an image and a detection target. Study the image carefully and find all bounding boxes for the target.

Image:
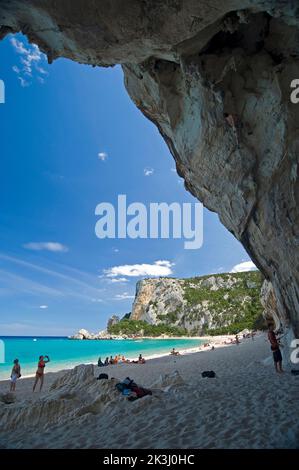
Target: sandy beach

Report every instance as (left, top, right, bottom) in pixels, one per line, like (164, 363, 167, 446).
(0, 333, 298, 449)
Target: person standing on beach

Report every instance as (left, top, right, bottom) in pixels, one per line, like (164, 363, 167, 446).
(10, 359, 21, 392)
(33, 355, 50, 392)
(267, 324, 283, 373)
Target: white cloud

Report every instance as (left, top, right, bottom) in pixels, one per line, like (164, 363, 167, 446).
(230, 261, 257, 273)
(10, 36, 48, 86)
(115, 292, 135, 300)
(10, 37, 29, 55)
(18, 76, 29, 87)
(36, 65, 48, 75)
(98, 152, 108, 161)
(109, 277, 128, 283)
(104, 260, 174, 278)
(39, 305, 48, 309)
(144, 167, 154, 176)
(23, 242, 69, 253)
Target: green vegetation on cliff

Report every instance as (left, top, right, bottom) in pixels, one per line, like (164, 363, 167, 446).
(107, 319, 187, 337)
(182, 271, 264, 335)
(108, 271, 265, 337)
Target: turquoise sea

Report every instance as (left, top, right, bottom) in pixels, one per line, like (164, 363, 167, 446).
(0, 336, 202, 380)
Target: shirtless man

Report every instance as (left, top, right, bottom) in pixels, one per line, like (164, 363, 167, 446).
(267, 324, 283, 373)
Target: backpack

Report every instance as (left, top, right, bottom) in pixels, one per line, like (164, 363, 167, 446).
(97, 373, 109, 380)
(115, 377, 137, 393)
(201, 370, 216, 378)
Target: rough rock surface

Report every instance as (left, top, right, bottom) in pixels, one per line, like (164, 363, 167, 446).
(261, 279, 296, 368)
(130, 271, 263, 334)
(1, 1, 298, 334)
(70, 328, 125, 340)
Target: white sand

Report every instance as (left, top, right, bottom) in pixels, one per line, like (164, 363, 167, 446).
(0, 333, 298, 449)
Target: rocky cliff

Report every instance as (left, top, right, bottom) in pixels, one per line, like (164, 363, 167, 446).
(1, 1, 298, 335)
(129, 271, 263, 334)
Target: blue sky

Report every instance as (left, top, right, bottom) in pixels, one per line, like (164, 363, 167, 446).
(0, 34, 255, 336)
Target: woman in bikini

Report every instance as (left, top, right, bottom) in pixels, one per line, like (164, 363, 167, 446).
(10, 358, 21, 392)
(33, 355, 50, 392)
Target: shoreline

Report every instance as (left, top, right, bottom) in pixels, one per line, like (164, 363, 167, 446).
(0, 333, 240, 383)
(1, 332, 299, 449)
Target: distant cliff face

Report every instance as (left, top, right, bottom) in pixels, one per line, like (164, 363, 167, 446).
(130, 271, 263, 334)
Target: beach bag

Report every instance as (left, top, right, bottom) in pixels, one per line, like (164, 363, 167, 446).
(131, 385, 152, 398)
(97, 373, 108, 380)
(123, 377, 138, 389)
(201, 370, 216, 378)
(115, 383, 126, 392)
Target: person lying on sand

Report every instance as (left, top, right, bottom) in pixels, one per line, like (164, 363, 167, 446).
(267, 323, 283, 373)
(170, 348, 180, 356)
(120, 355, 130, 363)
(10, 358, 21, 392)
(33, 355, 50, 392)
(131, 354, 146, 364)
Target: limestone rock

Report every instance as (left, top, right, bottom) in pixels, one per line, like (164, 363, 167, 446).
(0, 364, 123, 433)
(261, 280, 295, 369)
(130, 272, 263, 334)
(151, 370, 185, 390)
(0, 392, 16, 405)
(0, 1, 298, 335)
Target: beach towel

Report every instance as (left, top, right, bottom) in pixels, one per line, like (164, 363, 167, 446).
(130, 385, 152, 398)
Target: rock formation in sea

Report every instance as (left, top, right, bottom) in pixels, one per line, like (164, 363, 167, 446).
(1, 1, 298, 336)
(70, 328, 125, 340)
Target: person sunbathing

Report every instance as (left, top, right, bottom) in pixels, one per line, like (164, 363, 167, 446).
(97, 357, 104, 367)
(121, 355, 130, 363)
(170, 348, 180, 356)
(131, 354, 146, 364)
